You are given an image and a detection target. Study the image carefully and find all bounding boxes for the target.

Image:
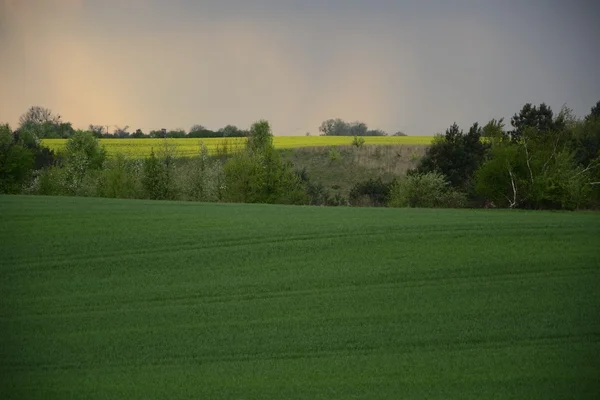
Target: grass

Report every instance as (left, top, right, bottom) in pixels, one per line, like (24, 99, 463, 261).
(41, 136, 434, 158)
(282, 144, 429, 196)
(1, 195, 599, 399)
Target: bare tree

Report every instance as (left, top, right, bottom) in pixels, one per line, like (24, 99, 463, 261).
(19, 106, 60, 127)
(88, 125, 106, 137)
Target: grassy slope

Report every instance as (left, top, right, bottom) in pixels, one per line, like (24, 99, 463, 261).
(282, 144, 428, 196)
(1, 196, 599, 399)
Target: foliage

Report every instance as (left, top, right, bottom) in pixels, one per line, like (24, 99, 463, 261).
(166, 129, 186, 138)
(224, 121, 307, 204)
(414, 122, 489, 194)
(219, 125, 247, 137)
(64, 131, 106, 170)
(89, 125, 106, 138)
(349, 178, 394, 207)
(475, 121, 597, 209)
(319, 118, 387, 136)
(482, 118, 506, 139)
(352, 136, 366, 148)
(0, 124, 34, 194)
(97, 154, 142, 198)
(295, 168, 347, 206)
(509, 103, 563, 142)
(389, 171, 466, 208)
(181, 143, 224, 202)
(187, 124, 247, 138)
(247, 120, 273, 154)
(586, 100, 600, 121)
(142, 149, 175, 200)
(328, 146, 341, 162)
(18, 106, 73, 139)
(131, 129, 145, 138)
(18, 106, 61, 127)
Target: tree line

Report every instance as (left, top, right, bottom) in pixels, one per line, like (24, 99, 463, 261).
(13, 106, 405, 139)
(349, 101, 600, 210)
(13, 107, 250, 139)
(1, 101, 599, 209)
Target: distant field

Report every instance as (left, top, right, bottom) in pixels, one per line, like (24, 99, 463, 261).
(41, 136, 434, 157)
(1, 195, 599, 399)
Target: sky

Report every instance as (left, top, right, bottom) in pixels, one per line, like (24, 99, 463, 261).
(1, 0, 599, 136)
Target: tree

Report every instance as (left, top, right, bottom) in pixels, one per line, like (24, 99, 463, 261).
(586, 100, 600, 121)
(476, 109, 597, 210)
(318, 119, 383, 136)
(166, 129, 186, 138)
(89, 125, 105, 138)
(482, 118, 506, 139)
(247, 120, 273, 154)
(114, 125, 130, 138)
(388, 172, 466, 208)
(365, 129, 387, 136)
(0, 124, 34, 194)
(393, 131, 407, 136)
(348, 178, 394, 207)
(414, 122, 489, 194)
(319, 118, 349, 136)
(349, 122, 368, 136)
(18, 106, 60, 127)
(219, 125, 246, 137)
(509, 103, 561, 142)
(142, 150, 172, 200)
(224, 120, 307, 204)
(65, 131, 106, 170)
(149, 129, 166, 138)
(131, 129, 145, 138)
(189, 124, 206, 133)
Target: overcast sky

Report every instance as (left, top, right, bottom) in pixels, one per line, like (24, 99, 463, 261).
(1, 0, 599, 135)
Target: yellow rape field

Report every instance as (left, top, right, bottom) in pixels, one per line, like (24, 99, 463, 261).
(41, 136, 433, 158)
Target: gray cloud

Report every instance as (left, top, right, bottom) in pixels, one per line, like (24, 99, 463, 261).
(1, 0, 598, 135)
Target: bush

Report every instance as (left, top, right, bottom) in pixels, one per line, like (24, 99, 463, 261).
(181, 144, 224, 202)
(223, 121, 308, 205)
(97, 154, 142, 199)
(65, 131, 106, 169)
(475, 129, 596, 210)
(349, 178, 394, 207)
(142, 150, 176, 200)
(388, 172, 467, 208)
(27, 166, 64, 195)
(352, 136, 366, 148)
(328, 146, 341, 162)
(0, 126, 34, 194)
(414, 122, 489, 194)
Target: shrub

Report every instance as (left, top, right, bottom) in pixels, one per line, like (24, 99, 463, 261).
(181, 144, 224, 202)
(388, 172, 467, 208)
(352, 136, 366, 148)
(223, 121, 307, 205)
(349, 178, 394, 207)
(65, 131, 106, 169)
(97, 154, 141, 198)
(328, 146, 341, 162)
(0, 126, 34, 194)
(28, 166, 64, 195)
(142, 150, 175, 200)
(414, 122, 489, 194)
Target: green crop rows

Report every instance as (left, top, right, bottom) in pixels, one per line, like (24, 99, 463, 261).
(1, 195, 599, 399)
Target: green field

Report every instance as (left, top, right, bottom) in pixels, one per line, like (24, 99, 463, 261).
(41, 136, 434, 157)
(1, 196, 599, 399)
